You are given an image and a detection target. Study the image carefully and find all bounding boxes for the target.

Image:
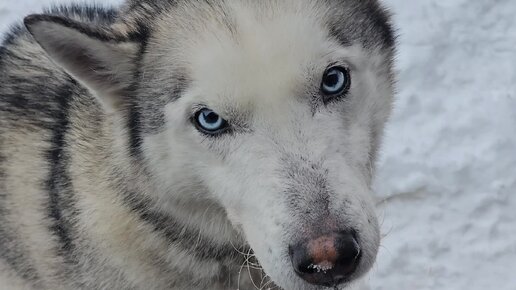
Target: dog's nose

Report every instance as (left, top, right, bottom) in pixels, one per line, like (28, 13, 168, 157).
(289, 231, 361, 287)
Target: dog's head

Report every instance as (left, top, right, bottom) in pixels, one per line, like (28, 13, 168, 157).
(26, 0, 395, 288)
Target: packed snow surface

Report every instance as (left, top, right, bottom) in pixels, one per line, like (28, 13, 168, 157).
(1, 0, 515, 289)
(371, 1, 516, 289)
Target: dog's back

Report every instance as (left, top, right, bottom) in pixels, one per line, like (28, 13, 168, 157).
(0, 6, 122, 289)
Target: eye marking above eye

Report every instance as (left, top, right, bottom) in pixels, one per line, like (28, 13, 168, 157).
(320, 66, 351, 99)
(193, 108, 229, 135)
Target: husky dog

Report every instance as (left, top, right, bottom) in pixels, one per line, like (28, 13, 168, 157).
(0, 0, 395, 289)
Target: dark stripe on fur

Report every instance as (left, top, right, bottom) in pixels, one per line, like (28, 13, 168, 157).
(127, 20, 152, 45)
(126, 21, 151, 158)
(44, 4, 118, 24)
(123, 193, 241, 262)
(0, 25, 24, 58)
(45, 81, 76, 258)
(127, 103, 144, 158)
(326, 0, 396, 51)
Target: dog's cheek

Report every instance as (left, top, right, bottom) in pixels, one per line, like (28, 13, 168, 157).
(238, 195, 301, 283)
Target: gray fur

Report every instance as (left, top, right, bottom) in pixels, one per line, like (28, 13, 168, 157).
(0, 1, 396, 289)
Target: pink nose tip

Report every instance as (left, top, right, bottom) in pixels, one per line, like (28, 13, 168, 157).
(289, 231, 361, 287)
(307, 235, 339, 269)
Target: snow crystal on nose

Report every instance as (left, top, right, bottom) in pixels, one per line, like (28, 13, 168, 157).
(309, 261, 334, 273)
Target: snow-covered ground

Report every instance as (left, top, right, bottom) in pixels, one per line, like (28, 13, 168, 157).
(1, 0, 515, 289)
(370, 1, 516, 289)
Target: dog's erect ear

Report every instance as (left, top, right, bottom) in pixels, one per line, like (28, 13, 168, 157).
(24, 14, 143, 111)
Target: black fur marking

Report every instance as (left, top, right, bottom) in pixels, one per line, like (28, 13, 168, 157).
(123, 193, 241, 262)
(0, 24, 25, 47)
(45, 82, 76, 258)
(326, 0, 396, 51)
(128, 20, 151, 47)
(140, 209, 240, 262)
(364, 1, 396, 49)
(126, 21, 152, 158)
(127, 103, 144, 158)
(0, 25, 24, 60)
(44, 4, 118, 24)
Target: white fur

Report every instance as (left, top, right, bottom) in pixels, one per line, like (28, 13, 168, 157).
(140, 2, 394, 289)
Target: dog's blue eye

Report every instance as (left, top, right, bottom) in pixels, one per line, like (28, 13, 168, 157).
(194, 108, 228, 134)
(321, 66, 350, 96)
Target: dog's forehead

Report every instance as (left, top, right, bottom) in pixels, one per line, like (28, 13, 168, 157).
(179, 1, 336, 107)
(146, 0, 394, 110)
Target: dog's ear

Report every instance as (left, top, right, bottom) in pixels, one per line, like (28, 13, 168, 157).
(24, 14, 144, 112)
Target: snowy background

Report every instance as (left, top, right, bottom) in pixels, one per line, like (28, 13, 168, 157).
(1, 0, 515, 289)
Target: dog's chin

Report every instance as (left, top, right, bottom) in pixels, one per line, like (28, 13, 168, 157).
(264, 265, 362, 290)
(257, 267, 310, 290)
(274, 278, 356, 290)
(261, 269, 345, 290)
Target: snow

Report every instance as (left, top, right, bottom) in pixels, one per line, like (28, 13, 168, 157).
(1, 0, 515, 289)
(369, 0, 516, 289)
